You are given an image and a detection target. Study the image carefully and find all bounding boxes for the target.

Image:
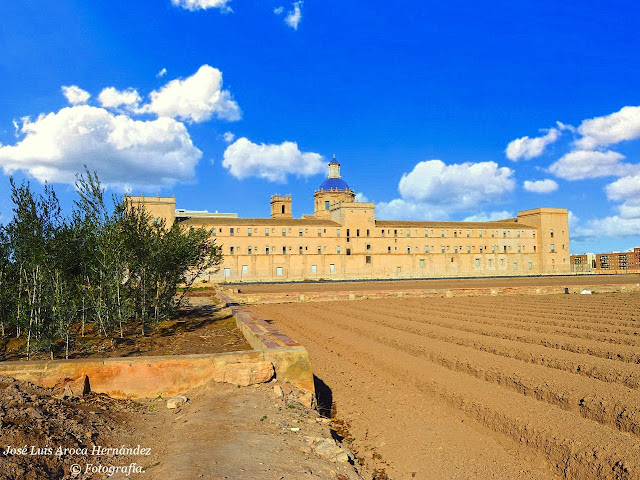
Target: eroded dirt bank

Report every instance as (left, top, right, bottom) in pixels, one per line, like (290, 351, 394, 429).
(253, 292, 640, 480)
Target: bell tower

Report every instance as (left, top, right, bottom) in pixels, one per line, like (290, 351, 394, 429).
(270, 194, 292, 218)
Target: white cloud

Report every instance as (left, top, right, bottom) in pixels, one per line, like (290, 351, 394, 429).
(284, 2, 302, 30)
(222, 131, 235, 143)
(157, 68, 167, 78)
(141, 65, 241, 123)
(222, 137, 324, 182)
(274, 6, 284, 14)
(61, 85, 90, 105)
(575, 106, 640, 150)
(375, 160, 515, 220)
(505, 128, 560, 161)
(98, 87, 141, 109)
(0, 105, 201, 190)
(462, 211, 513, 222)
(576, 216, 640, 238)
(523, 179, 558, 194)
(375, 199, 449, 221)
(355, 192, 369, 203)
(398, 160, 515, 207)
(605, 174, 640, 202)
(171, 0, 232, 12)
(548, 150, 629, 180)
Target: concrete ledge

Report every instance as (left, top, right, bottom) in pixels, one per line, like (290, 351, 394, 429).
(0, 351, 266, 399)
(225, 283, 640, 305)
(217, 291, 314, 393)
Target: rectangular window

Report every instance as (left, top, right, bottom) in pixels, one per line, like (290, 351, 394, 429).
(223, 268, 231, 278)
(518, 245, 521, 253)
(248, 246, 252, 254)
(467, 246, 471, 253)
(454, 231, 457, 237)
(407, 246, 411, 253)
(424, 229, 428, 237)
(488, 259, 492, 266)
(480, 246, 483, 253)
(265, 246, 270, 254)
(441, 230, 445, 237)
(550, 229, 554, 238)
(337, 246, 341, 254)
(299, 229, 303, 236)
(276, 267, 283, 276)
(346, 248, 351, 255)
(479, 230, 483, 237)
(475, 258, 480, 267)
(337, 229, 341, 237)
(491, 231, 495, 237)
(454, 245, 458, 252)
(357, 229, 360, 237)
(212, 228, 217, 236)
(406, 229, 410, 237)
(230, 228, 235, 236)
(248, 228, 252, 236)
(394, 229, 398, 237)
(504, 246, 507, 253)
(425, 245, 429, 253)
(318, 229, 322, 237)
(397, 266, 402, 273)
(419, 259, 425, 268)
(230, 246, 234, 254)
(551, 244, 555, 252)
(367, 229, 370, 237)
(311, 264, 317, 273)
(282, 228, 286, 236)
(513, 262, 517, 270)
(503, 230, 506, 238)
(366, 255, 372, 264)
(242, 265, 248, 275)
(329, 264, 335, 273)
(492, 245, 495, 253)
(388, 246, 391, 253)
(299, 246, 303, 254)
(265, 228, 269, 236)
(347, 229, 350, 237)
(318, 246, 321, 254)
(517, 231, 520, 238)
(500, 259, 504, 266)
(441, 246, 445, 253)
(366, 244, 371, 250)
(325, 200, 330, 210)
(528, 262, 533, 270)
(534, 245, 536, 252)
(466, 230, 470, 237)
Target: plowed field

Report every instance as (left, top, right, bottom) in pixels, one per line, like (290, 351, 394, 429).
(252, 292, 640, 480)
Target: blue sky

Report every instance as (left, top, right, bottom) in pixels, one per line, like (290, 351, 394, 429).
(1, 1, 640, 254)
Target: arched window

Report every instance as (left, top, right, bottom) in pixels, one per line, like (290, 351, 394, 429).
(281, 205, 285, 214)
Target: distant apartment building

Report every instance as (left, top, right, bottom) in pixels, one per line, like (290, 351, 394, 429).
(572, 248, 640, 273)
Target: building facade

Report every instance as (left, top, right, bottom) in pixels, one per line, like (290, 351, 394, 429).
(130, 157, 571, 282)
(570, 248, 640, 273)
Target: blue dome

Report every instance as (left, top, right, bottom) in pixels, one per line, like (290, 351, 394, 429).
(318, 178, 350, 191)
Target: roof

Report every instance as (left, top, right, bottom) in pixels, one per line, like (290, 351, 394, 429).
(374, 220, 535, 230)
(179, 217, 341, 227)
(318, 178, 351, 191)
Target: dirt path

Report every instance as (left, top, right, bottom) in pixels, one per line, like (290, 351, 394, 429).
(140, 382, 361, 480)
(236, 273, 640, 294)
(252, 293, 640, 480)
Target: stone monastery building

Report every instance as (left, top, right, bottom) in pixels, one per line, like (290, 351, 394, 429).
(131, 157, 571, 282)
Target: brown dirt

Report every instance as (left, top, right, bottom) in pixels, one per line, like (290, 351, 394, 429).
(234, 273, 640, 294)
(252, 292, 640, 480)
(0, 296, 250, 362)
(0, 376, 149, 480)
